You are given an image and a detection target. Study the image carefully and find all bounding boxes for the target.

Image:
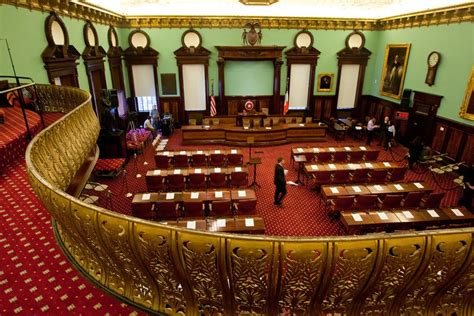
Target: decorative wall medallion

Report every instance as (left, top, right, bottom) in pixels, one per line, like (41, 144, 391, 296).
(242, 22, 262, 46)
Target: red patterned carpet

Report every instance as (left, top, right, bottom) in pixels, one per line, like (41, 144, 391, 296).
(86, 130, 463, 237)
(0, 106, 42, 170)
(0, 126, 464, 314)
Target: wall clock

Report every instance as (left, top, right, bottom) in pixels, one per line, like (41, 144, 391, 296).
(425, 51, 441, 86)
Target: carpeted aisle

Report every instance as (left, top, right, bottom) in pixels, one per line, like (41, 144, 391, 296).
(0, 160, 141, 315)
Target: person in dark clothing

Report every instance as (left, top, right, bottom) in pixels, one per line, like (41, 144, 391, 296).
(460, 164, 474, 212)
(378, 116, 389, 146)
(407, 136, 423, 169)
(274, 157, 287, 207)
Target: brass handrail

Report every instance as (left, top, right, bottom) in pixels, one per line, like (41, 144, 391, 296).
(25, 85, 474, 315)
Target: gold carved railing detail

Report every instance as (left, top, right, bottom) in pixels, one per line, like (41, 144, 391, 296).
(26, 85, 474, 315)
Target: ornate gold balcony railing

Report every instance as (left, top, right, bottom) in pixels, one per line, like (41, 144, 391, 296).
(25, 85, 473, 315)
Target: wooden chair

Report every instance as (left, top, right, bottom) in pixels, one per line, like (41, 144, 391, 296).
(401, 191, 425, 207)
(188, 173, 207, 190)
(364, 151, 379, 161)
(182, 201, 205, 218)
(154, 155, 171, 169)
(349, 169, 369, 183)
(315, 152, 332, 163)
(191, 153, 207, 167)
(173, 154, 189, 168)
(305, 117, 313, 123)
(332, 151, 348, 162)
(210, 153, 226, 167)
(145, 174, 165, 192)
(156, 201, 179, 220)
(328, 195, 355, 218)
(234, 199, 257, 216)
(209, 172, 227, 188)
(227, 153, 243, 166)
(252, 118, 261, 128)
(368, 169, 388, 183)
(211, 118, 220, 125)
(263, 118, 272, 127)
(167, 174, 186, 191)
(331, 170, 350, 184)
(209, 200, 232, 217)
(203, 118, 210, 126)
(420, 192, 445, 208)
(242, 118, 251, 128)
(354, 195, 378, 209)
(131, 201, 156, 220)
(188, 119, 197, 125)
(295, 117, 303, 124)
(285, 117, 293, 124)
(388, 167, 407, 182)
(230, 171, 248, 188)
(348, 151, 364, 162)
(378, 194, 403, 209)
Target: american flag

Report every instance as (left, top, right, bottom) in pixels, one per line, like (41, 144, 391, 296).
(210, 94, 217, 117)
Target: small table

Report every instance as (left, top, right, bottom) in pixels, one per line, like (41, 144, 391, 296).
(248, 157, 262, 189)
(293, 155, 307, 185)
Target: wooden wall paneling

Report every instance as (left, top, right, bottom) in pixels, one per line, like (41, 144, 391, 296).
(461, 134, 474, 165)
(314, 99, 323, 120)
(445, 128, 464, 160)
(323, 99, 332, 120)
(431, 123, 449, 153)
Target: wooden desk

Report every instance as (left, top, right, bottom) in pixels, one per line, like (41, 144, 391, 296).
(321, 182, 432, 201)
(230, 189, 257, 200)
(340, 211, 375, 230)
(167, 216, 265, 234)
(392, 209, 427, 224)
(304, 161, 403, 174)
(367, 210, 401, 226)
(182, 123, 326, 146)
(146, 166, 249, 178)
(156, 149, 243, 157)
(440, 207, 474, 222)
(292, 146, 378, 162)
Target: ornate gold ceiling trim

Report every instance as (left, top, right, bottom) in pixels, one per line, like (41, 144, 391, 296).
(1, 1, 472, 30)
(0, 0, 124, 26)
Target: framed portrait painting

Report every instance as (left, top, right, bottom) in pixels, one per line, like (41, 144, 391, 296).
(380, 44, 411, 99)
(459, 65, 474, 120)
(317, 73, 334, 92)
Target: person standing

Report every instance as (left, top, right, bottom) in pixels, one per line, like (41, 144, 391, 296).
(274, 157, 287, 207)
(366, 118, 379, 146)
(386, 121, 396, 150)
(460, 164, 474, 211)
(407, 136, 423, 169)
(378, 116, 389, 146)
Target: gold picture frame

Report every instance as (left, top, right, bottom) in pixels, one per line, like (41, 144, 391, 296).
(459, 65, 474, 120)
(380, 44, 411, 99)
(317, 73, 334, 92)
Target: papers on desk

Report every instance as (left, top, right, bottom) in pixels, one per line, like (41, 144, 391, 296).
(174, 169, 181, 174)
(414, 182, 424, 189)
(191, 192, 199, 199)
(214, 167, 222, 173)
(344, 147, 352, 151)
(235, 167, 242, 172)
(348, 164, 356, 169)
(217, 219, 226, 227)
(243, 126, 249, 130)
(330, 187, 339, 194)
(427, 209, 440, 218)
(329, 147, 336, 152)
(355, 126, 362, 130)
(195, 168, 202, 173)
(377, 211, 389, 220)
(231, 149, 237, 154)
(297, 148, 303, 153)
(329, 164, 336, 169)
(352, 186, 362, 193)
(197, 150, 203, 154)
(265, 127, 272, 130)
(180, 151, 186, 155)
(313, 148, 320, 152)
(352, 213, 363, 222)
(299, 123, 305, 127)
(402, 211, 414, 219)
(163, 151, 169, 155)
(186, 221, 196, 229)
(451, 208, 464, 217)
(214, 150, 221, 154)
(383, 162, 391, 167)
(142, 193, 151, 201)
(374, 185, 383, 191)
(153, 170, 161, 175)
(166, 193, 175, 200)
(287, 181, 298, 186)
(215, 191, 223, 198)
(311, 165, 318, 170)
(245, 218, 255, 227)
(394, 184, 404, 191)
(238, 190, 246, 197)
(204, 125, 210, 128)
(359, 146, 367, 151)
(365, 163, 373, 168)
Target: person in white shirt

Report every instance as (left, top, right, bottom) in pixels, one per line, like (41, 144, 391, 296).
(144, 115, 156, 136)
(366, 117, 379, 146)
(386, 122, 396, 150)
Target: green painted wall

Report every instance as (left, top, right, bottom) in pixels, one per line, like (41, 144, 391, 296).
(368, 23, 474, 126)
(0, 4, 472, 125)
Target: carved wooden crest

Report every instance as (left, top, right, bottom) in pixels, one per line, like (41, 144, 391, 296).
(242, 22, 262, 46)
